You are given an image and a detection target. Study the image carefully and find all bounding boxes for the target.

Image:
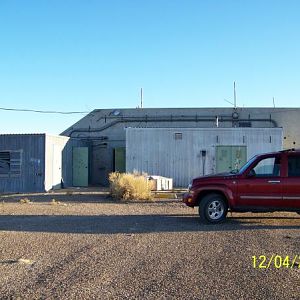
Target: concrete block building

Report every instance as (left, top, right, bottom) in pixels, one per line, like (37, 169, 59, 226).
(62, 107, 300, 187)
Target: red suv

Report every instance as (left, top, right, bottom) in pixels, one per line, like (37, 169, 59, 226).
(183, 149, 300, 223)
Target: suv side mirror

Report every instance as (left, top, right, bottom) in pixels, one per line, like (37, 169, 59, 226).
(247, 169, 256, 177)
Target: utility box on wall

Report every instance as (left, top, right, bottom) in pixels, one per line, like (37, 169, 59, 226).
(126, 128, 283, 187)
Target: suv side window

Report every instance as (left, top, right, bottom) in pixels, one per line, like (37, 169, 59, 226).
(288, 155, 300, 177)
(251, 156, 281, 177)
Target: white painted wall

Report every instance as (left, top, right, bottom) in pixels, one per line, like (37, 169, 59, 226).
(45, 135, 69, 191)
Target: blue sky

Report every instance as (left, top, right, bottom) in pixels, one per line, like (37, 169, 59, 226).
(0, 0, 300, 134)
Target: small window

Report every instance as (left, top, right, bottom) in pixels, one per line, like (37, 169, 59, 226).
(174, 132, 182, 140)
(288, 156, 300, 177)
(0, 151, 22, 177)
(0, 152, 10, 175)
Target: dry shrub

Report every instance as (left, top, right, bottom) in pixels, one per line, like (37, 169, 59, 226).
(50, 198, 61, 205)
(19, 198, 31, 204)
(109, 172, 153, 201)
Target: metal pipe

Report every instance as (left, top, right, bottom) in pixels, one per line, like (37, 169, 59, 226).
(68, 115, 278, 136)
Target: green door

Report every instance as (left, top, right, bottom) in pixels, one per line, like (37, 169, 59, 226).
(216, 146, 247, 173)
(231, 146, 247, 171)
(114, 147, 126, 173)
(73, 147, 89, 187)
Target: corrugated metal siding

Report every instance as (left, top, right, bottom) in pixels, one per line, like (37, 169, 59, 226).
(0, 134, 90, 192)
(0, 134, 46, 192)
(126, 128, 283, 187)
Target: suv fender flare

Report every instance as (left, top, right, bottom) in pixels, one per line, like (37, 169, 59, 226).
(195, 186, 234, 207)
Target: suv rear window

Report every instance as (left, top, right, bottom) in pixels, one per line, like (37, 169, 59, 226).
(288, 156, 300, 177)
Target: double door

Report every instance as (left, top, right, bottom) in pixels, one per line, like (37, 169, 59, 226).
(216, 146, 247, 173)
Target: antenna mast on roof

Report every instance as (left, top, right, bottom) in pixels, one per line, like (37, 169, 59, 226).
(233, 81, 237, 109)
(140, 88, 143, 108)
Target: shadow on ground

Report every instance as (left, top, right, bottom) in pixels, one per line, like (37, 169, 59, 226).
(0, 194, 112, 204)
(0, 214, 299, 235)
(0, 194, 180, 204)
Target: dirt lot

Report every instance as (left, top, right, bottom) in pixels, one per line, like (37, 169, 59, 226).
(0, 190, 299, 299)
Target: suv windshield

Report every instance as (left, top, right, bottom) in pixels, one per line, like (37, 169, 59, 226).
(238, 156, 257, 174)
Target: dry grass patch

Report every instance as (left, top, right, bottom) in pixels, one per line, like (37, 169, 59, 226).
(50, 198, 60, 205)
(19, 197, 31, 204)
(50, 199, 67, 206)
(109, 172, 153, 201)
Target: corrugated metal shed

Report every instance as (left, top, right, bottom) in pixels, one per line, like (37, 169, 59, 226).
(0, 134, 89, 193)
(0, 134, 46, 192)
(126, 128, 283, 187)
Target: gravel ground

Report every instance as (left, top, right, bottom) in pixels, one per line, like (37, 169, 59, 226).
(0, 192, 299, 299)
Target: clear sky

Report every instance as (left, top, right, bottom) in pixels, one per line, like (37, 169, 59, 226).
(0, 0, 300, 134)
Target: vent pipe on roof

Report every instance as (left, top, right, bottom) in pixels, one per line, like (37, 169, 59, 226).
(234, 81, 237, 109)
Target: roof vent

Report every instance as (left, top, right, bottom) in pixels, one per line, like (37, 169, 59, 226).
(174, 132, 182, 140)
(239, 121, 252, 127)
(110, 110, 121, 116)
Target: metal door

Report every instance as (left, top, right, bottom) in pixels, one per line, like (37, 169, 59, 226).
(73, 147, 88, 187)
(114, 147, 126, 173)
(52, 145, 62, 189)
(216, 146, 247, 173)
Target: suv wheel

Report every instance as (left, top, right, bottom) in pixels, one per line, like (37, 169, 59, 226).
(199, 194, 228, 223)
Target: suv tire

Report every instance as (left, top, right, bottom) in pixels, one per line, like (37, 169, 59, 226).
(199, 193, 228, 223)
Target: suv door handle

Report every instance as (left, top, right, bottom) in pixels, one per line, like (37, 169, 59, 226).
(268, 180, 281, 184)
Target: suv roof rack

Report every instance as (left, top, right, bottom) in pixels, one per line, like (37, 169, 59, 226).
(279, 148, 298, 152)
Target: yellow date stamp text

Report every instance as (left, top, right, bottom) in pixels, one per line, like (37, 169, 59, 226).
(252, 255, 300, 269)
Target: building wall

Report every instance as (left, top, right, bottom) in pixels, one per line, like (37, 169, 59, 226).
(45, 135, 70, 191)
(61, 107, 299, 185)
(45, 136, 90, 189)
(0, 134, 45, 193)
(126, 128, 283, 187)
